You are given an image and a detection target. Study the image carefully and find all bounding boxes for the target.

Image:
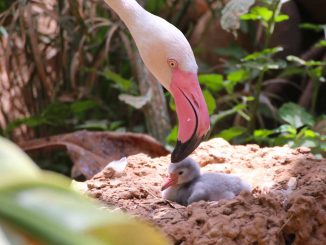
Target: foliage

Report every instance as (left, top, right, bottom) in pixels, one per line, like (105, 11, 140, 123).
(5, 100, 99, 135)
(0, 137, 169, 245)
(252, 103, 326, 157)
(1, 0, 325, 157)
(0, 0, 142, 138)
(168, 0, 326, 154)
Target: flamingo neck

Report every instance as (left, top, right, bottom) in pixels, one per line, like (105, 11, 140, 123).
(104, 0, 146, 30)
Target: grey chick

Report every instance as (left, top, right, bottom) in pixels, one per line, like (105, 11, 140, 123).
(161, 157, 251, 206)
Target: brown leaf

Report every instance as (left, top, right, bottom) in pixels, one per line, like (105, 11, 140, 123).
(18, 130, 169, 179)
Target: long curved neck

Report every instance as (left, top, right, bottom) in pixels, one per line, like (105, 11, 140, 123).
(104, 0, 146, 30)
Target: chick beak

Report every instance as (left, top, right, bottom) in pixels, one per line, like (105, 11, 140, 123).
(161, 173, 178, 191)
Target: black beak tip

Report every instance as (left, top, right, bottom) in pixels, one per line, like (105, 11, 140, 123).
(171, 135, 203, 163)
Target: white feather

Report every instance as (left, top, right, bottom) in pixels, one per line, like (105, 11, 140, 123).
(104, 0, 198, 89)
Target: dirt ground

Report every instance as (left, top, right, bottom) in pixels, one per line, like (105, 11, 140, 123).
(86, 138, 326, 245)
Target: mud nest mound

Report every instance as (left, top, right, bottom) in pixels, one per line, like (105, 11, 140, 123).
(86, 138, 326, 245)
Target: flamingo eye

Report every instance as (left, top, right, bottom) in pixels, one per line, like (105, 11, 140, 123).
(168, 59, 178, 68)
(178, 171, 183, 175)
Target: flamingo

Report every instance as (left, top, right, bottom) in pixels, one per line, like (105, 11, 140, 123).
(161, 158, 252, 206)
(104, 0, 210, 163)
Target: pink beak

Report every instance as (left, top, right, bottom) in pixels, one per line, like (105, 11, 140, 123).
(161, 173, 178, 191)
(169, 68, 210, 163)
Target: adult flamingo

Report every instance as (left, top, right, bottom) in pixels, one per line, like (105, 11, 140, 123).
(104, 0, 210, 163)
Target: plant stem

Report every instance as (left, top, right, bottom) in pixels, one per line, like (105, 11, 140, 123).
(248, 0, 282, 132)
(311, 77, 321, 115)
(249, 69, 266, 132)
(264, 0, 281, 48)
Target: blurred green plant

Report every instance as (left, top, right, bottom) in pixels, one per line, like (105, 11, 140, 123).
(240, 0, 290, 131)
(167, 0, 326, 155)
(215, 103, 326, 157)
(252, 103, 326, 157)
(1, 0, 325, 158)
(0, 0, 142, 139)
(285, 56, 326, 114)
(5, 100, 101, 135)
(0, 136, 169, 245)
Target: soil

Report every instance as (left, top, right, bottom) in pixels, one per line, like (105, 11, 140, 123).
(86, 138, 326, 245)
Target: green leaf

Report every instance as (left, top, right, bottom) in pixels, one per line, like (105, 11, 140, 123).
(227, 69, 249, 82)
(252, 128, 274, 145)
(297, 138, 319, 148)
(0, 137, 40, 179)
(5, 116, 47, 135)
(198, 74, 224, 92)
(217, 127, 246, 141)
(223, 80, 236, 94)
(275, 14, 289, 22)
(320, 141, 326, 151)
(234, 104, 250, 121)
(275, 124, 297, 135)
(76, 120, 109, 130)
(42, 102, 72, 124)
(286, 55, 306, 65)
(244, 96, 255, 102)
(299, 23, 324, 32)
(278, 103, 315, 128)
(305, 61, 324, 67)
(0, 137, 169, 245)
(240, 13, 260, 21)
(243, 47, 283, 61)
(71, 100, 98, 114)
(211, 104, 246, 125)
(166, 126, 178, 144)
(316, 40, 326, 48)
(254, 129, 274, 138)
(145, 0, 165, 13)
(0, 188, 104, 245)
(203, 90, 216, 115)
(241, 6, 273, 23)
(0, 184, 168, 245)
(103, 70, 133, 92)
(109, 121, 124, 131)
(303, 129, 318, 138)
(168, 94, 176, 111)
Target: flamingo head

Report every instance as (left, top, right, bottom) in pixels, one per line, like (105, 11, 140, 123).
(131, 15, 210, 163)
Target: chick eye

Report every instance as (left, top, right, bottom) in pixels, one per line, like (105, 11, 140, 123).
(178, 171, 183, 175)
(167, 59, 178, 68)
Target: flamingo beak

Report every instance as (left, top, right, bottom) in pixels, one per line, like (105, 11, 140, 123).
(169, 69, 210, 163)
(161, 173, 178, 191)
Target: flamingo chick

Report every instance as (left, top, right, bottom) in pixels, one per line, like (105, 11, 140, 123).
(104, 0, 210, 162)
(161, 158, 251, 206)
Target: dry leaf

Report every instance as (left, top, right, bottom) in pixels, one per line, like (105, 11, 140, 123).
(221, 0, 255, 33)
(19, 130, 169, 179)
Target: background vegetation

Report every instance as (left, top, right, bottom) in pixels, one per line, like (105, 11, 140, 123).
(0, 0, 325, 168)
(0, 0, 325, 243)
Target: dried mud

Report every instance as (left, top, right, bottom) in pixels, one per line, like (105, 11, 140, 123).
(86, 138, 326, 245)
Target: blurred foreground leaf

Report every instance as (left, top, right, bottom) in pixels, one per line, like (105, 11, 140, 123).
(0, 137, 169, 245)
